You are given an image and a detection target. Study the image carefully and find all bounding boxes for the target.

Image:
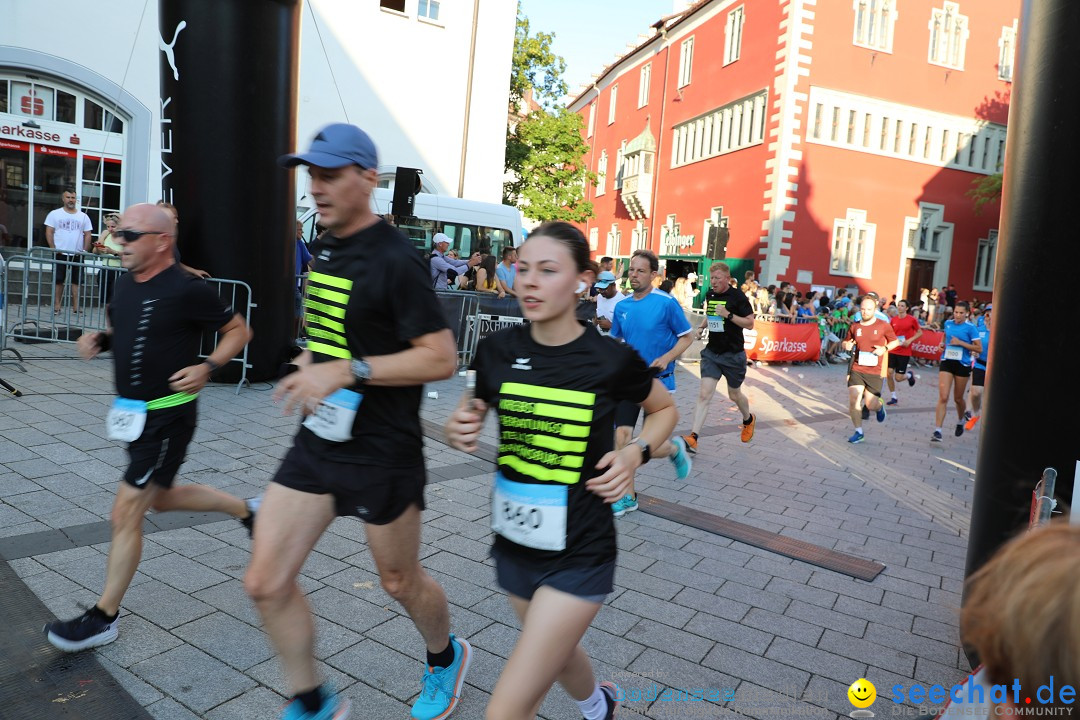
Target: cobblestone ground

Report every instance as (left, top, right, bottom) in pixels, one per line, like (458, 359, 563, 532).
(0, 340, 979, 719)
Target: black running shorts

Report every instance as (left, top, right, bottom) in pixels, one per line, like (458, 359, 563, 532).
(492, 545, 614, 604)
(272, 439, 426, 524)
(123, 407, 197, 489)
(848, 370, 884, 397)
(700, 347, 748, 389)
(939, 359, 972, 378)
(887, 354, 911, 375)
(972, 367, 986, 387)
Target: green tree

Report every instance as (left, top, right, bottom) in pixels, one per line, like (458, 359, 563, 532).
(967, 173, 1003, 214)
(504, 3, 595, 223)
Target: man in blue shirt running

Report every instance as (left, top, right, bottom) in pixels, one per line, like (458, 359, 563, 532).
(609, 249, 694, 516)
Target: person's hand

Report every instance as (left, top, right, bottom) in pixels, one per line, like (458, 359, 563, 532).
(649, 356, 668, 370)
(843, 339, 855, 351)
(903, 338, 912, 347)
(597, 316, 612, 331)
(586, 446, 642, 502)
(194, 269, 211, 279)
(77, 331, 104, 360)
(169, 362, 213, 393)
(949, 336, 964, 346)
(272, 360, 350, 416)
(497, 290, 506, 299)
(446, 399, 488, 452)
(872, 345, 886, 356)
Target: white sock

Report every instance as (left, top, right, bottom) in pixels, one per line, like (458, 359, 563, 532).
(854, 427, 863, 435)
(935, 426, 942, 433)
(891, 392, 897, 400)
(577, 684, 607, 720)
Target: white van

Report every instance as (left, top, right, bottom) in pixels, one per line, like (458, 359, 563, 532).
(297, 188, 524, 259)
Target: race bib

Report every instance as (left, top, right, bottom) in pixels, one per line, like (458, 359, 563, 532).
(491, 473, 567, 551)
(707, 316, 724, 333)
(944, 346, 963, 361)
(857, 351, 878, 367)
(303, 389, 362, 443)
(106, 398, 147, 442)
(897, 335, 906, 343)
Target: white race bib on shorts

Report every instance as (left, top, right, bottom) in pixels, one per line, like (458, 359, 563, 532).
(106, 398, 148, 442)
(491, 473, 567, 551)
(944, 346, 963, 361)
(303, 389, 362, 443)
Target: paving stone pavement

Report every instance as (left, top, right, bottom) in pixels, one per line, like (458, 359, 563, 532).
(0, 340, 981, 719)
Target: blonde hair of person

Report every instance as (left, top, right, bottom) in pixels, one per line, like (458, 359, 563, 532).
(961, 522, 1080, 708)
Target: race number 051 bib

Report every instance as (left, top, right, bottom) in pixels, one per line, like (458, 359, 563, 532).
(944, 346, 963, 361)
(707, 316, 724, 333)
(491, 473, 568, 551)
(106, 398, 148, 442)
(303, 389, 363, 443)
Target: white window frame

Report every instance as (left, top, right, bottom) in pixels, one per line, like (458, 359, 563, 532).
(724, 7, 745, 65)
(670, 90, 768, 168)
(638, 63, 651, 109)
(998, 21, 1017, 82)
(973, 229, 998, 291)
(678, 37, 694, 88)
(830, 209, 876, 279)
(606, 223, 621, 257)
(702, 206, 729, 250)
(608, 85, 617, 125)
(596, 150, 607, 196)
(631, 220, 648, 252)
(615, 140, 627, 189)
(587, 102, 596, 137)
(928, 2, 969, 70)
(417, 0, 440, 23)
(853, 0, 897, 53)
(588, 227, 599, 251)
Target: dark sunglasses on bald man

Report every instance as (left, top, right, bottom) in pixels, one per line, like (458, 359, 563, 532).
(116, 229, 165, 243)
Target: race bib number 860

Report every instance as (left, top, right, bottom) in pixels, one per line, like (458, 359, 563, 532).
(491, 473, 567, 551)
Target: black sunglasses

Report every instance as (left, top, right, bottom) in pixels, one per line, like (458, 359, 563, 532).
(116, 229, 163, 243)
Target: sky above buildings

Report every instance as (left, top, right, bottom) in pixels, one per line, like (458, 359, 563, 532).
(518, 0, 675, 103)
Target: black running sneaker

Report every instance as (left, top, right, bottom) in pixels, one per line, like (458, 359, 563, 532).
(44, 606, 118, 652)
(955, 423, 964, 437)
(589, 681, 619, 720)
(241, 496, 261, 538)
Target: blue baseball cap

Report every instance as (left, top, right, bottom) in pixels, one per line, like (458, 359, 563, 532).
(594, 271, 617, 289)
(278, 123, 378, 169)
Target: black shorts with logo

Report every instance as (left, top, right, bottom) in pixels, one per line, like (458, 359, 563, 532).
(887, 354, 911, 374)
(123, 405, 197, 489)
(272, 439, 426, 524)
(848, 370, 884, 397)
(940, 359, 972, 378)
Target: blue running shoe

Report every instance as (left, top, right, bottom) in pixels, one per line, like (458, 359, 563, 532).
(611, 495, 638, 518)
(931, 430, 943, 443)
(876, 405, 887, 423)
(412, 634, 472, 720)
(886, 397, 899, 406)
(669, 436, 692, 479)
(280, 687, 351, 720)
(848, 431, 865, 444)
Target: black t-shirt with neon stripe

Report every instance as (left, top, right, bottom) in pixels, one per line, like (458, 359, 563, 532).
(472, 324, 653, 569)
(299, 219, 449, 466)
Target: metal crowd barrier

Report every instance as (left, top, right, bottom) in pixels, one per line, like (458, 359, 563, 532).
(0, 254, 26, 371)
(2, 251, 254, 393)
(434, 289, 483, 368)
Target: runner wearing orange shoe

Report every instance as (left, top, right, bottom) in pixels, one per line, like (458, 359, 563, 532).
(966, 304, 991, 431)
(683, 262, 756, 453)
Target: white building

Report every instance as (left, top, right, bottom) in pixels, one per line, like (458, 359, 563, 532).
(0, 0, 515, 251)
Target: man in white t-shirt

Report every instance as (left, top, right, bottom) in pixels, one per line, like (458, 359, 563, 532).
(593, 270, 626, 335)
(44, 189, 93, 313)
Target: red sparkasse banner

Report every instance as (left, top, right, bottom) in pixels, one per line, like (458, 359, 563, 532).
(744, 321, 821, 362)
(910, 331, 944, 359)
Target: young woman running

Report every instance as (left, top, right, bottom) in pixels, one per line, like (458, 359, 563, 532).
(446, 222, 677, 720)
(932, 301, 982, 442)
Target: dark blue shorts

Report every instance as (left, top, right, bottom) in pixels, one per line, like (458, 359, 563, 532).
(492, 545, 614, 604)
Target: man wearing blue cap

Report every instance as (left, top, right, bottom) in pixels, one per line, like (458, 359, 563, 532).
(593, 270, 625, 335)
(245, 123, 471, 720)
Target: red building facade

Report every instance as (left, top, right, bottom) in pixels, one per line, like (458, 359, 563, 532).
(571, 0, 1016, 305)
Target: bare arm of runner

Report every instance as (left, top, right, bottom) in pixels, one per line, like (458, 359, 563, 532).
(586, 379, 677, 502)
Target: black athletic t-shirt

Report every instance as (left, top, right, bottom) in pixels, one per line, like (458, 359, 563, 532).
(471, 324, 653, 570)
(704, 286, 754, 355)
(108, 264, 232, 402)
(299, 219, 449, 465)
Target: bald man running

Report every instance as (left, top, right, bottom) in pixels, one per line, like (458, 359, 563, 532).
(44, 203, 255, 652)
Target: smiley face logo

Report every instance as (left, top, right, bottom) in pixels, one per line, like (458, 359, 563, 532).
(848, 678, 877, 709)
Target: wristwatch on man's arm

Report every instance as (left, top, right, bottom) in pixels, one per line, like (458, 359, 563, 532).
(632, 438, 651, 464)
(350, 358, 372, 384)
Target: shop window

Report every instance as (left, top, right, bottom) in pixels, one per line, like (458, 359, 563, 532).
(929, 2, 968, 70)
(853, 0, 896, 53)
(724, 7, 744, 65)
(0, 79, 8, 114)
(974, 230, 997, 290)
(418, 0, 440, 21)
(678, 37, 694, 88)
(998, 21, 1017, 82)
(830, 209, 875, 278)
